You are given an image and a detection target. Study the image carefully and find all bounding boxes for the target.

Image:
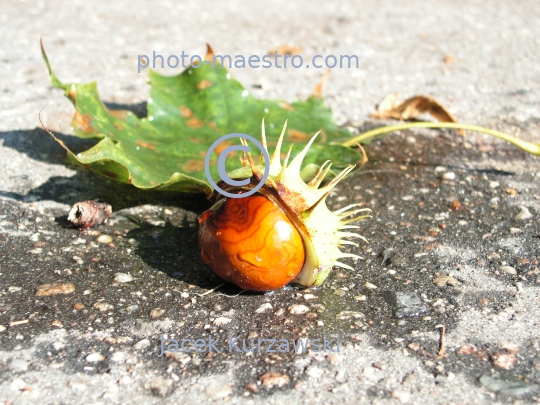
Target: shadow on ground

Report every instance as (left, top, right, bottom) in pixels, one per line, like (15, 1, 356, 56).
(0, 127, 210, 212)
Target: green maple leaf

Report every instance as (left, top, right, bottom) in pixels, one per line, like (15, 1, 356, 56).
(41, 41, 363, 196)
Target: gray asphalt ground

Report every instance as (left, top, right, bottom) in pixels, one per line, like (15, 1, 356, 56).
(1, 0, 540, 404)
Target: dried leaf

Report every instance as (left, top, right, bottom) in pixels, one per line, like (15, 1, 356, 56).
(371, 94, 464, 136)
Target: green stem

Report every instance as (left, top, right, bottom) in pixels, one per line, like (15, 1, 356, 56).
(341, 122, 540, 156)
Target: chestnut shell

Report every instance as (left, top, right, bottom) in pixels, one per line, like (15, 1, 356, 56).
(198, 194, 305, 291)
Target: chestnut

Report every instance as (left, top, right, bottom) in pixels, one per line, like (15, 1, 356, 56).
(198, 194, 305, 291)
(198, 121, 371, 291)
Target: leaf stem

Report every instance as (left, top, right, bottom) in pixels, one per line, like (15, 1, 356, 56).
(341, 122, 540, 156)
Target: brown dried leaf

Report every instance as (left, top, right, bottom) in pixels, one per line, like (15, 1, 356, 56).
(371, 94, 464, 136)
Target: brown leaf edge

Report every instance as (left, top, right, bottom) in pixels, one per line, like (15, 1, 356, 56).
(371, 94, 465, 136)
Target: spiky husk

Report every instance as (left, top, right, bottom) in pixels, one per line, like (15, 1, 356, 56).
(214, 120, 371, 287)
